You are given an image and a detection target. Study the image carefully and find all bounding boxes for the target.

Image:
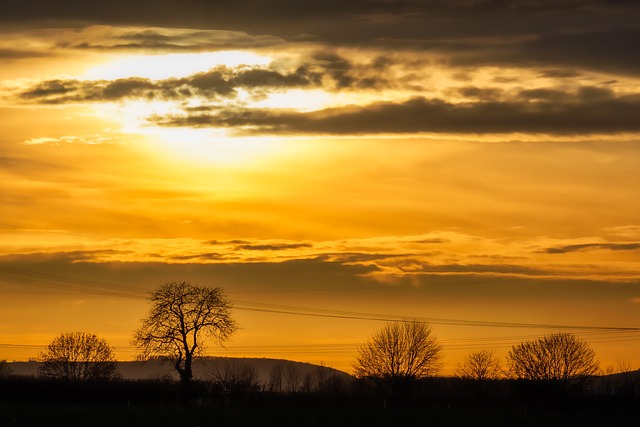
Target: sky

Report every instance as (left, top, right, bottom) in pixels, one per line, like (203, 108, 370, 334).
(1, 0, 639, 374)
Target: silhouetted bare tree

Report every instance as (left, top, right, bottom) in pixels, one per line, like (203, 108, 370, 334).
(301, 371, 315, 392)
(455, 349, 503, 380)
(614, 358, 634, 375)
(211, 358, 260, 393)
(38, 332, 118, 382)
(284, 363, 301, 393)
(606, 358, 640, 396)
(268, 363, 284, 392)
(0, 360, 13, 378)
(132, 282, 237, 384)
(354, 321, 442, 398)
(507, 333, 599, 386)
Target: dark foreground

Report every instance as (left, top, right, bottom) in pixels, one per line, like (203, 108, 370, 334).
(1, 377, 638, 427)
(1, 399, 639, 427)
(3, 397, 639, 427)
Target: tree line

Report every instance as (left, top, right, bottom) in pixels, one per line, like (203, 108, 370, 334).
(3, 281, 637, 399)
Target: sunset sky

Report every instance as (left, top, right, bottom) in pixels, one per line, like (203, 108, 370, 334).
(1, 0, 639, 374)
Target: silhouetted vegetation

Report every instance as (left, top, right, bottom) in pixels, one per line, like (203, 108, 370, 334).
(132, 282, 237, 384)
(507, 332, 600, 393)
(2, 307, 637, 425)
(1, 371, 638, 427)
(455, 349, 503, 380)
(0, 360, 12, 378)
(210, 358, 261, 394)
(354, 321, 442, 400)
(38, 332, 119, 382)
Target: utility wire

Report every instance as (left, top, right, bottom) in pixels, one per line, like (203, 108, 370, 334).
(2, 264, 640, 333)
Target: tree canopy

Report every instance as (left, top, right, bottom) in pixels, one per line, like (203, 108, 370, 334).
(132, 281, 237, 383)
(507, 333, 600, 383)
(353, 321, 442, 397)
(455, 349, 503, 380)
(38, 332, 119, 382)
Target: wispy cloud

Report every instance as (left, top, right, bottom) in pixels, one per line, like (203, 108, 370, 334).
(234, 243, 314, 251)
(3, 232, 639, 282)
(16, 71, 640, 136)
(152, 93, 640, 135)
(15, 53, 391, 105)
(540, 242, 640, 254)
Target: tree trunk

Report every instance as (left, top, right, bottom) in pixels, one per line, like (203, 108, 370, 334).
(181, 353, 193, 383)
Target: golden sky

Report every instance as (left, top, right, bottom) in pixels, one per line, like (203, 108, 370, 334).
(1, 1, 639, 374)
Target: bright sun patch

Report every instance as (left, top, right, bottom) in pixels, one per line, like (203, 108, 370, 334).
(83, 51, 272, 80)
(79, 51, 335, 167)
(91, 100, 287, 167)
(146, 127, 287, 167)
(253, 89, 337, 112)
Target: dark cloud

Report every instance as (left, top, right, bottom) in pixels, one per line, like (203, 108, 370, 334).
(20, 80, 77, 100)
(0, 48, 52, 59)
(154, 91, 640, 135)
(169, 253, 227, 261)
(520, 28, 640, 76)
(0, 252, 380, 294)
(17, 53, 392, 104)
(537, 69, 583, 78)
(99, 78, 159, 99)
(0, 250, 131, 264)
(227, 239, 251, 245)
(414, 238, 449, 244)
(456, 87, 505, 101)
(70, 28, 284, 51)
(235, 243, 313, 251)
(518, 88, 571, 102)
(19, 73, 237, 104)
(415, 263, 548, 276)
(541, 243, 640, 254)
(315, 252, 413, 264)
(230, 69, 310, 88)
(3, 1, 636, 34)
(446, 27, 640, 76)
(4, 1, 639, 75)
(307, 52, 353, 88)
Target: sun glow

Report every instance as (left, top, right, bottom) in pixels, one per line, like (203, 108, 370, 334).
(149, 128, 289, 167)
(90, 100, 285, 167)
(83, 51, 272, 80)
(253, 89, 337, 111)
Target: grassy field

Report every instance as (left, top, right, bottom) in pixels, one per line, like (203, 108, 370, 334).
(1, 375, 638, 427)
(2, 397, 638, 427)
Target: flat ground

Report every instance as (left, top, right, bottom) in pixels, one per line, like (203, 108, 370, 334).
(2, 398, 638, 427)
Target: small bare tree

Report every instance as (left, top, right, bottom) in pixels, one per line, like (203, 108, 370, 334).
(268, 363, 284, 392)
(132, 282, 237, 384)
(455, 349, 503, 380)
(284, 363, 301, 393)
(38, 332, 118, 382)
(614, 358, 634, 374)
(301, 372, 315, 393)
(211, 358, 260, 393)
(354, 321, 442, 398)
(0, 360, 13, 379)
(507, 333, 599, 385)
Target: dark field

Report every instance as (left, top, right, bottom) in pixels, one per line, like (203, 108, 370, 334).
(1, 377, 638, 427)
(2, 398, 638, 427)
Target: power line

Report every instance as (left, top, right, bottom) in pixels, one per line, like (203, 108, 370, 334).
(0, 265, 148, 300)
(4, 331, 640, 358)
(2, 264, 640, 333)
(233, 300, 640, 332)
(0, 222, 105, 242)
